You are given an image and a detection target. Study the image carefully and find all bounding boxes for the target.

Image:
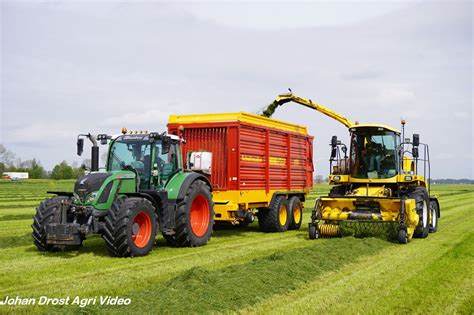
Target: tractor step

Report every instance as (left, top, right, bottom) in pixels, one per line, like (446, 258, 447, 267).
(46, 223, 82, 245)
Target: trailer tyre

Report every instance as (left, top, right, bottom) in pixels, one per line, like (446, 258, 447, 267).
(258, 196, 290, 232)
(32, 196, 80, 251)
(102, 197, 157, 257)
(174, 180, 214, 247)
(288, 197, 303, 230)
(411, 188, 429, 238)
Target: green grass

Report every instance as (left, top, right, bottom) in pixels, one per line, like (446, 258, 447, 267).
(0, 180, 472, 314)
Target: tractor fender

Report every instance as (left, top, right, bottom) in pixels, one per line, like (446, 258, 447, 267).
(121, 192, 162, 213)
(176, 172, 212, 201)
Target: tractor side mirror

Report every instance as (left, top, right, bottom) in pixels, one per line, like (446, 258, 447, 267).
(77, 138, 84, 156)
(412, 147, 419, 158)
(331, 136, 338, 147)
(162, 136, 171, 155)
(413, 134, 420, 147)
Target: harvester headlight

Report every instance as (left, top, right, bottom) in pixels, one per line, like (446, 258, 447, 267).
(333, 175, 341, 181)
(404, 175, 413, 181)
(85, 191, 99, 203)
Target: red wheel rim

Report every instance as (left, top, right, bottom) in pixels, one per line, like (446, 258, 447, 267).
(131, 211, 152, 248)
(190, 194, 210, 237)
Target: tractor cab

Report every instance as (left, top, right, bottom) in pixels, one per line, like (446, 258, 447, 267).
(107, 133, 183, 189)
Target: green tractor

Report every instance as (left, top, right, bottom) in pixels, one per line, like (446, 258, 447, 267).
(32, 130, 214, 257)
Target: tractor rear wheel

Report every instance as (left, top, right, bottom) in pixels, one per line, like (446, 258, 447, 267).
(102, 197, 157, 257)
(429, 200, 439, 233)
(411, 187, 429, 238)
(174, 180, 214, 247)
(258, 196, 290, 232)
(288, 197, 303, 230)
(32, 196, 81, 251)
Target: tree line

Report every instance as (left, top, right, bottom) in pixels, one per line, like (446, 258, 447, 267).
(0, 144, 85, 180)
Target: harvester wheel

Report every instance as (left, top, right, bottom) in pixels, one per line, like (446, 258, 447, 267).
(102, 197, 157, 257)
(429, 200, 439, 233)
(398, 229, 408, 244)
(288, 197, 303, 230)
(309, 224, 318, 239)
(258, 196, 289, 232)
(411, 188, 429, 238)
(32, 196, 81, 251)
(174, 180, 214, 247)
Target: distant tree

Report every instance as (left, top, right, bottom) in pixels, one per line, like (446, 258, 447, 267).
(51, 161, 75, 180)
(73, 165, 85, 178)
(0, 144, 15, 166)
(0, 162, 5, 175)
(29, 159, 46, 179)
(315, 175, 324, 184)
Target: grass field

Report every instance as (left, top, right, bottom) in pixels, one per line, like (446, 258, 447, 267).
(0, 180, 472, 314)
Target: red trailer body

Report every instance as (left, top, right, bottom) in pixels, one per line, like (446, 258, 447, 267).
(168, 112, 313, 225)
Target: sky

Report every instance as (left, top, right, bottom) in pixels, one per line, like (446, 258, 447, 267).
(1, 0, 472, 179)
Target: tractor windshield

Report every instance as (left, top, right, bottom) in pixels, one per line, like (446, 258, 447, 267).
(108, 135, 153, 187)
(108, 135, 180, 188)
(350, 129, 399, 179)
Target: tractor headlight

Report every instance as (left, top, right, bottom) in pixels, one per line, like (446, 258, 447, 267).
(85, 191, 99, 203)
(404, 175, 413, 181)
(333, 175, 341, 181)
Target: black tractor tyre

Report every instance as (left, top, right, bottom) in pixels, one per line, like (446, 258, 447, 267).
(288, 197, 303, 230)
(309, 224, 318, 240)
(32, 196, 82, 252)
(257, 196, 290, 233)
(174, 180, 214, 247)
(429, 200, 439, 233)
(162, 233, 177, 246)
(102, 197, 157, 257)
(398, 229, 408, 244)
(410, 187, 430, 238)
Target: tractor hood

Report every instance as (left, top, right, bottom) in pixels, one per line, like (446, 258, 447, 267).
(74, 172, 112, 202)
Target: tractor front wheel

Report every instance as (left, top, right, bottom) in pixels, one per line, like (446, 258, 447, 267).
(174, 180, 214, 247)
(102, 197, 157, 257)
(32, 196, 82, 251)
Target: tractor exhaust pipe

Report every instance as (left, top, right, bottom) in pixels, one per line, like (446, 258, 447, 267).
(77, 133, 99, 172)
(91, 145, 99, 172)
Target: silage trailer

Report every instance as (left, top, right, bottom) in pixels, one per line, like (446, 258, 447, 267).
(32, 112, 314, 257)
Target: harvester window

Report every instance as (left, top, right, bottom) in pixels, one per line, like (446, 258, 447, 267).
(351, 130, 398, 179)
